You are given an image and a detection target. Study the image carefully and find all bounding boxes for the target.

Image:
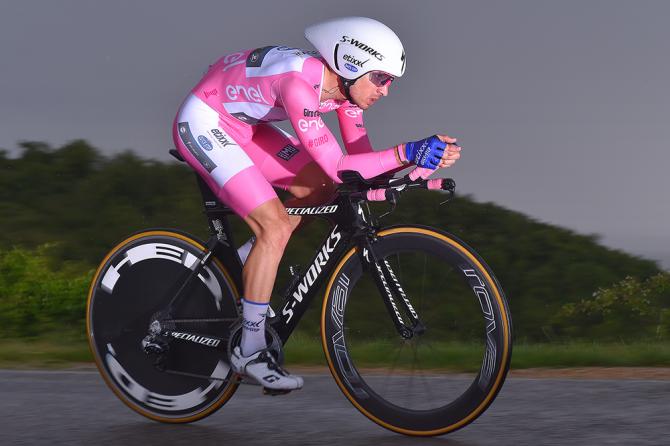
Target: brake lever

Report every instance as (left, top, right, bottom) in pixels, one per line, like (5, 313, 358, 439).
(439, 178, 456, 205)
(378, 188, 400, 219)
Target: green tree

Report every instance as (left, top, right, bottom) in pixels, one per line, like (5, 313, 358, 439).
(0, 140, 662, 340)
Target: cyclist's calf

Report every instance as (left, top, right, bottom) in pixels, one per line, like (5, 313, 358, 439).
(242, 198, 293, 301)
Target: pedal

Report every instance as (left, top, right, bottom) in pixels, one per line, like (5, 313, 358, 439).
(262, 387, 293, 396)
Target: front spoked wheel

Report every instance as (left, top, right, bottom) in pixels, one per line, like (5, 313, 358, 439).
(322, 225, 512, 436)
(87, 230, 241, 423)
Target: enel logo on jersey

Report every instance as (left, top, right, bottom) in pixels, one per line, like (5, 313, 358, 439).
(225, 84, 269, 104)
(297, 118, 325, 132)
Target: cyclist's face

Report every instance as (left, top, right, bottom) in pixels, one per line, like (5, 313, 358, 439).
(350, 72, 393, 110)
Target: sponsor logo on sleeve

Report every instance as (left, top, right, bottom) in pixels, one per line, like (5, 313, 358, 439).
(339, 36, 384, 61)
(303, 108, 321, 118)
(297, 118, 325, 133)
(197, 135, 214, 151)
(319, 101, 340, 112)
(344, 108, 363, 118)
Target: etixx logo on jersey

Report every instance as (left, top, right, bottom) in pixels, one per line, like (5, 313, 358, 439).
(340, 36, 384, 61)
(225, 84, 269, 104)
(210, 128, 236, 148)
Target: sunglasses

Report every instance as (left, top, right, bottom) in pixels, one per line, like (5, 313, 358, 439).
(368, 71, 395, 87)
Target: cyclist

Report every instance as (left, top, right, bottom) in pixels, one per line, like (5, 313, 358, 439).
(172, 16, 461, 392)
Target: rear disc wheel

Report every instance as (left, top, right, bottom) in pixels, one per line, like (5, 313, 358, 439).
(87, 230, 241, 423)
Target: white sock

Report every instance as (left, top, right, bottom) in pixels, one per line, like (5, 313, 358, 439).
(240, 298, 268, 356)
(237, 236, 256, 265)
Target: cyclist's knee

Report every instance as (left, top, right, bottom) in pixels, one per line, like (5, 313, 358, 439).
(246, 202, 292, 253)
(257, 218, 292, 252)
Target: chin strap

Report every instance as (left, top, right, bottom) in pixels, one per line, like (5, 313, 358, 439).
(338, 76, 355, 103)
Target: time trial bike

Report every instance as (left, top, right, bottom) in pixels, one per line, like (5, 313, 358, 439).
(86, 149, 512, 436)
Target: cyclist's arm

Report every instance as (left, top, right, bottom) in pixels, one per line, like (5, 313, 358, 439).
(336, 102, 411, 175)
(336, 103, 374, 154)
(277, 76, 404, 182)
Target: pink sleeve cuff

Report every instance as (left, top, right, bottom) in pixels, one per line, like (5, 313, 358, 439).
(397, 143, 409, 164)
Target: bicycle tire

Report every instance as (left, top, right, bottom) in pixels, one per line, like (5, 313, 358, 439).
(87, 229, 241, 423)
(321, 225, 512, 436)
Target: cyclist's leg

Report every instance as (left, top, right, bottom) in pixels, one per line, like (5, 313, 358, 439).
(240, 198, 292, 302)
(173, 96, 301, 389)
(233, 198, 303, 390)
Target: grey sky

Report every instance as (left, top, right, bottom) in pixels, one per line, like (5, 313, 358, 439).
(1, 0, 668, 268)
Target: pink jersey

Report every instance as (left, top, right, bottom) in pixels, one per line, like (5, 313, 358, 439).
(189, 46, 401, 183)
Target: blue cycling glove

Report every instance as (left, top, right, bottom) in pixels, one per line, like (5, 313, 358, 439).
(404, 136, 446, 169)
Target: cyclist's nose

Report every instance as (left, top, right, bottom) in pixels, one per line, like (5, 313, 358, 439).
(378, 84, 390, 96)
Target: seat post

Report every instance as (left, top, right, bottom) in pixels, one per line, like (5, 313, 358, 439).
(193, 174, 244, 291)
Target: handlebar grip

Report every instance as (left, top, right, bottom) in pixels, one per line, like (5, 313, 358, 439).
(426, 179, 443, 190)
(408, 167, 434, 181)
(366, 189, 388, 202)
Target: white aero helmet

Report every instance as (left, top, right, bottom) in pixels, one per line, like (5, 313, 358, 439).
(304, 16, 406, 81)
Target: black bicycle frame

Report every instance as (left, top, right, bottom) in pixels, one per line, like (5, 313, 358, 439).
(167, 171, 423, 347)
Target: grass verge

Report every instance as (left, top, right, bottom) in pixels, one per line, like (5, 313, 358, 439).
(2, 335, 669, 370)
(0, 337, 91, 368)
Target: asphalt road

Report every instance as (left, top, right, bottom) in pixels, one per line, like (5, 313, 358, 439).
(1, 369, 668, 445)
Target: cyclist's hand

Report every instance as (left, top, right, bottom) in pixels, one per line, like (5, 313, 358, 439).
(404, 135, 447, 169)
(404, 134, 461, 169)
(435, 134, 461, 169)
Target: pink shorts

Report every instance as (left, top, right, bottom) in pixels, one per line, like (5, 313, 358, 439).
(173, 94, 313, 218)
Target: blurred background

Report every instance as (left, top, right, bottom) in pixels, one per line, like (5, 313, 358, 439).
(0, 0, 668, 365)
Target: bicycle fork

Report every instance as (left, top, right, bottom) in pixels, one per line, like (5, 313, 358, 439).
(358, 236, 426, 339)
